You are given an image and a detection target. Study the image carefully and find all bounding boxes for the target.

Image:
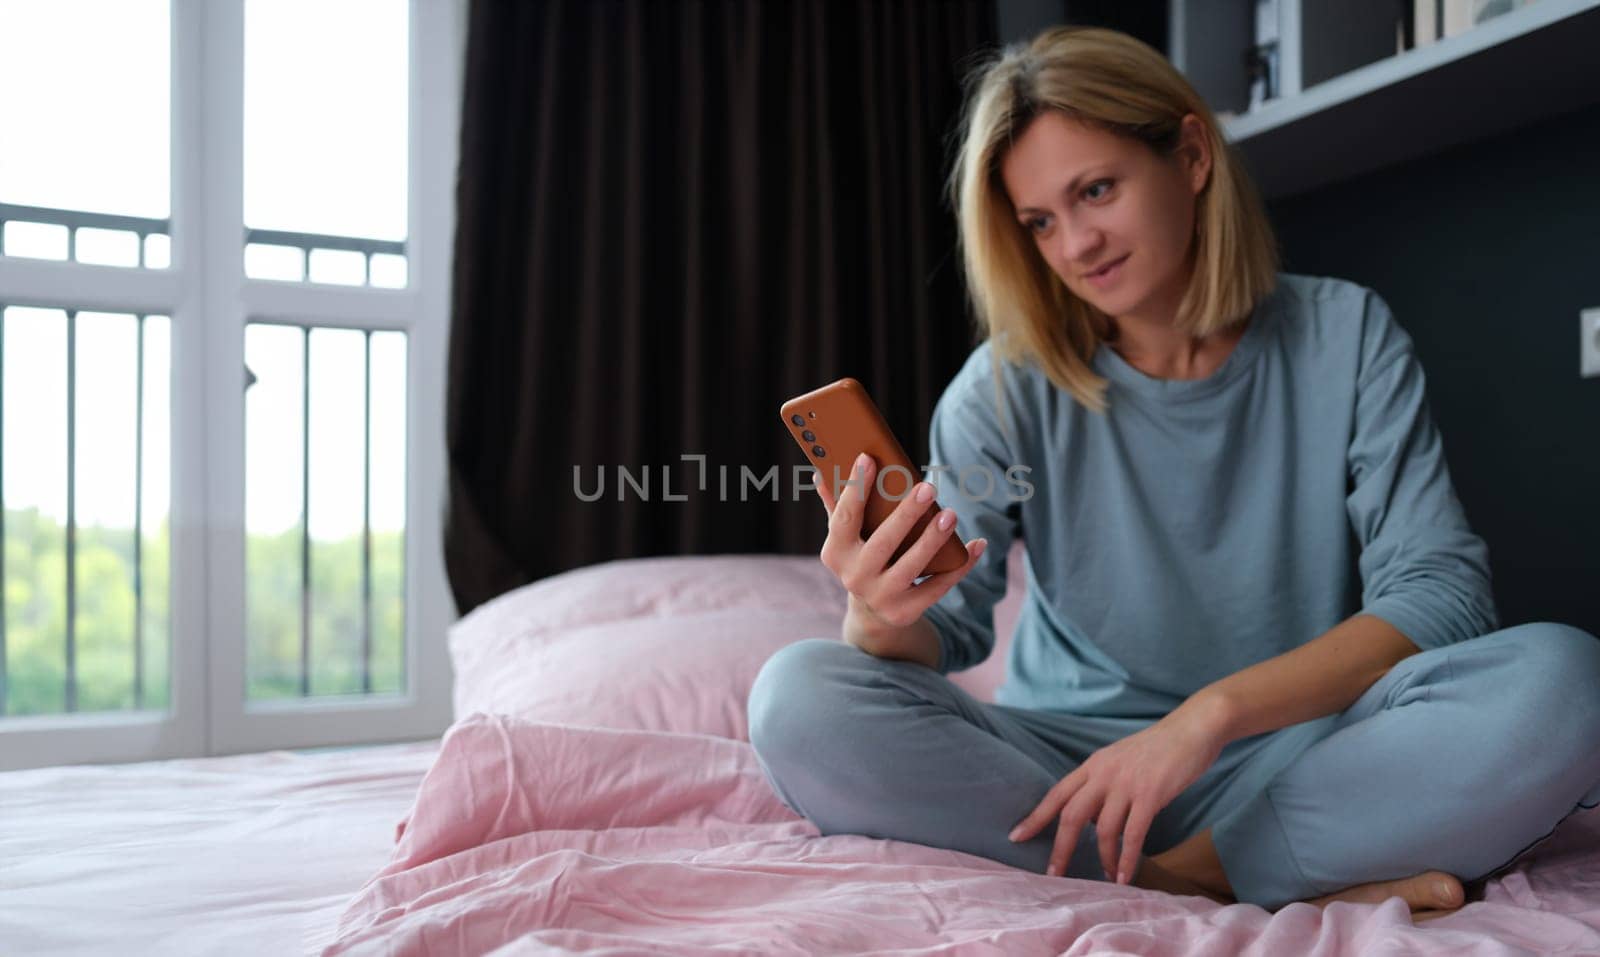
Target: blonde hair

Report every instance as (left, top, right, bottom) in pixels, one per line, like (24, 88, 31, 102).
(947, 25, 1280, 419)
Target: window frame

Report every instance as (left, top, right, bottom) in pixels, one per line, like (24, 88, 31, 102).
(0, 0, 461, 769)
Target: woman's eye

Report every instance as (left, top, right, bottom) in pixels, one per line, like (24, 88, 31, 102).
(1084, 180, 1113, 201)
(1026, 216, 1050, 234)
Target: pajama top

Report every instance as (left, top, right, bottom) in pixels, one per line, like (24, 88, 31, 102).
(919, 272, 1500, 719)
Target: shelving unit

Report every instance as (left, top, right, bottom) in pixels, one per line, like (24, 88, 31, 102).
(1170, 0, 1600, 200)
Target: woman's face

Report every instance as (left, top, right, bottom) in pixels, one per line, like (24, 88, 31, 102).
(999, 109, 1211, 325)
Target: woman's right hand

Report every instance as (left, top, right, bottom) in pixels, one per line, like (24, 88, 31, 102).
(814, 453, 988, 644)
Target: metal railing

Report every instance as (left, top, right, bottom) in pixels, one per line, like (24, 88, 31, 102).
(245, 228, 407, 286)
(0, 203, 409, 286)
(0, 306, 163, 716)
(0, 206, 412, 716)
(248, 322, 407, 699)
(0, 203, 169, 268)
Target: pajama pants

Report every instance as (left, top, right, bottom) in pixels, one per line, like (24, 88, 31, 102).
(745, 622, 1600, 910)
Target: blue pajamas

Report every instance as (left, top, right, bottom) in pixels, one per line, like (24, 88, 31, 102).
(747, 622, 1600, 910)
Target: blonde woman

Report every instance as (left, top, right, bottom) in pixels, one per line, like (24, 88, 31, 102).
(748, 26, 1600, 918)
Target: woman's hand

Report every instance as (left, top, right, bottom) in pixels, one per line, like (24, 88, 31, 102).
(814, 453, 987, 642)
(1007, 700, 1232, 884)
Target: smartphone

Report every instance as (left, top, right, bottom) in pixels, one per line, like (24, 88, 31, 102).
(780, 377, 968, 577)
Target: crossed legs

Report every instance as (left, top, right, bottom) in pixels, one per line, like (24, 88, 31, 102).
(747, 623, 1600, 914)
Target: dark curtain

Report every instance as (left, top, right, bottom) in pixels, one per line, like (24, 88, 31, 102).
(445, 0, 1000, 616)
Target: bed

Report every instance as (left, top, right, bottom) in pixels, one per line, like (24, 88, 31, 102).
(0, 737, 438, 954)
(4, 542, 1600, 956)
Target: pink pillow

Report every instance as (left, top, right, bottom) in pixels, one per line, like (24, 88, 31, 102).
(449, 543, 1028, 740)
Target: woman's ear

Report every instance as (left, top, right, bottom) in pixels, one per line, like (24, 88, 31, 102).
(1178, 113, 1212, 196)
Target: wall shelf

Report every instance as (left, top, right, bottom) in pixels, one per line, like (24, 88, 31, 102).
(1172, 0, 1600, 200)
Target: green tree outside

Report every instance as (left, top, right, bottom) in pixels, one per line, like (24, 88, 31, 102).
(2, 507, 404, 716)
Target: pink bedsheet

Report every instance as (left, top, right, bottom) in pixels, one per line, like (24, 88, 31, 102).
(326, 713, 1600, 956)
(0, 740, 438, 956)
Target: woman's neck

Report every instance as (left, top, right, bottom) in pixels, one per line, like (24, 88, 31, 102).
(1104, 314, 1248, 381)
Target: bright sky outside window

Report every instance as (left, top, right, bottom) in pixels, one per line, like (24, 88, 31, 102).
(243, 0, 409, 242)
(0, 0, 170, 220)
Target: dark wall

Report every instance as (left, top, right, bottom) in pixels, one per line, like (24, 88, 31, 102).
(997, 0, 1166, 53)
(1060, 0, 1166, 54)
(1265, 102, 1600, 636)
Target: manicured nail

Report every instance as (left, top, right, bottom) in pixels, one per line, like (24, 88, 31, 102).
(1046, 864, 1058, 877)
(1007, 827, 1021, 842)
(914, 482, 934, 503)
(1117, 868, 1127, 885)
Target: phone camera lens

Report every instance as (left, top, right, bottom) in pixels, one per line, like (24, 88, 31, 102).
(790, 414, 805, 426)
(812, 445, 826, 457)
(801, 430, 815, 442)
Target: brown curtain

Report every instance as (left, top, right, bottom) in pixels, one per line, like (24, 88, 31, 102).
(445, 0, 1000, 616)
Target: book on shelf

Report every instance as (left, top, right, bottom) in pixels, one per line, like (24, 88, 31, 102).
(1417, 0, 1541, 46)
(1248, 0, 1281, 110)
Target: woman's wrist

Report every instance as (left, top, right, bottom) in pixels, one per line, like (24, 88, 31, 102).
(1176, 686, 1238, 749)
(844, 594, 895, 641)
(843, 596, 941, 668)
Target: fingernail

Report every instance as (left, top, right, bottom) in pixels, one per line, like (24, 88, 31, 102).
(1007, 827, 1021, 842)
(854, 453, 867, 474)
(937, 509, 955, 530)
(914, 482, 934, 503)
(1117, 868, 1127, 885)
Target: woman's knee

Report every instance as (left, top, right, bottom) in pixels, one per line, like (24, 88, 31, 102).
(1484, 622, 1600, 748)
(1494, 621, 1600, 692)
(747, 638, 876, 764)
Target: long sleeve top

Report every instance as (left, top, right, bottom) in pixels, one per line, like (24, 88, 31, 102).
(920, 272, 1499, 721)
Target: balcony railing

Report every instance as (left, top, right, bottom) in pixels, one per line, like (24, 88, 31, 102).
(0, 202, 408, 288)
(244, 322, 407, 702)
(0, 306, 170, 717)
(0, 203, 170, 269)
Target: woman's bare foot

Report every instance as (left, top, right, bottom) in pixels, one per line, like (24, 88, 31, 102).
(1138, 828, 1464, 922)
(1129, 857, 1233, 904)
(1135, 854, 1464, 922)
(1306, 869, 1465, 921)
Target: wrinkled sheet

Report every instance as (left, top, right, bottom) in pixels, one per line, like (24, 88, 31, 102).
(326, 713, 1600, 956)
(0, 740, 438, 956)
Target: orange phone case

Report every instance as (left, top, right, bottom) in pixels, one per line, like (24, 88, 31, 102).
(780, 377, 968, 577)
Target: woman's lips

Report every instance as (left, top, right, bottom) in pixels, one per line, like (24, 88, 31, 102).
(1085, 254, 1128, 288)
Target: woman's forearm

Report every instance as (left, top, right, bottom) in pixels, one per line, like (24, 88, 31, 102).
(1188, 613, 1423, 746)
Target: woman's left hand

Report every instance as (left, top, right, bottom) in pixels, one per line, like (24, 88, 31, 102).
(1007, 699, 1232, 884)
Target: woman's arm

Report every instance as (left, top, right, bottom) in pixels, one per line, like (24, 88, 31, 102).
(845, 593, 943, 669)
(1185, 289, 1492, 745)
(1340, 290, 1498, 652)
(1185, 613, 1421, 745)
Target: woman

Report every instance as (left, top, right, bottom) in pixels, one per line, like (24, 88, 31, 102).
(746, 26, 1600, 918)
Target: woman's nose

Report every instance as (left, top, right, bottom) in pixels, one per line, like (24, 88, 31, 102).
(1059, 219, 1103, 266)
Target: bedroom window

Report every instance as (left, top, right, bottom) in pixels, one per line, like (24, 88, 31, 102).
(0, 0, 172, 270)
(0, 0, 175, 725)
(0, 0, 460, 770)
(242, 0, 410, 288)
(0, 308, 172, 717)
(244, 323, 407, 701)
